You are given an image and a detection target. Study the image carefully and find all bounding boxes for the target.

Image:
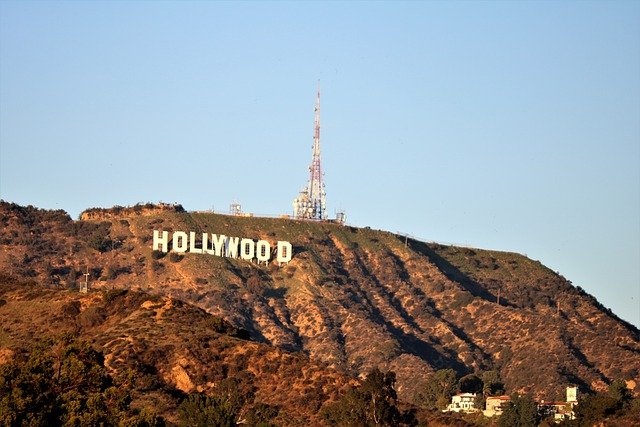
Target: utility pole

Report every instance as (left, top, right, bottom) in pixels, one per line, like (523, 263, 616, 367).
(81, 266, 89, 293)
(497, 288, 501, 305)
(556, 297, 561, 315)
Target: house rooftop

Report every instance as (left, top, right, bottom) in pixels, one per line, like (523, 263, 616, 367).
(487, 395, 511, 401)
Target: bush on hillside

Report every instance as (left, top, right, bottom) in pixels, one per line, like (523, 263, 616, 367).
(0, 335, 163, 426)
(321, 368, 415, 426)
(177, 394, 236, 427)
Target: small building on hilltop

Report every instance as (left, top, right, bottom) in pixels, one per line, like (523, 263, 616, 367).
(444, 393, 479, 413)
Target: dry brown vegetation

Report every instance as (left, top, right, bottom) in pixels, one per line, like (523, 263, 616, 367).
(1, 200, 638, 415)
(0, 274, 352, 425)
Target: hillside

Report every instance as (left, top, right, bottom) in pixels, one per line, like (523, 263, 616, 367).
(0, 275, 352, 425)
(1, 201, 638, 410)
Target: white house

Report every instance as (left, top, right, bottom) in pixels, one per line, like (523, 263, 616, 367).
(538, 386, 579, 421)
(555, 386, 579, 421)
(444, 393, 479, 413)
(483, 395, 511, 417)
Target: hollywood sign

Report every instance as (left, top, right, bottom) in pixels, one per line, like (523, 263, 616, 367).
(152, 230, 293, 265)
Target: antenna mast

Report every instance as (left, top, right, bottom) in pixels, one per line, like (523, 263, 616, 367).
(293, 82, 327, 220)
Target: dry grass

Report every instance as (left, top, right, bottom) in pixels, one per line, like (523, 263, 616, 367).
(1, 200, 639, 408)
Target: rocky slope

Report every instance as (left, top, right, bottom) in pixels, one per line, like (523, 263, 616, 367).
(1, 201, 638, 406)
(0, 275, 352, 425)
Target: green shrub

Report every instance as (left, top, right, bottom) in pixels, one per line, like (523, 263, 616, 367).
(88, 232, 113, 253)
(177, 394, 236, 427)
(321, 368, 409, 426)
(0, 336, 159, 426)
(245, 402, 279, 426)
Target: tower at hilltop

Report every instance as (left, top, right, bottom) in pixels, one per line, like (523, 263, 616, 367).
(293, 85, 327, 220)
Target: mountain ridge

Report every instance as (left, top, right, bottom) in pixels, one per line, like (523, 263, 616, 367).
(1, 200, 638, 410)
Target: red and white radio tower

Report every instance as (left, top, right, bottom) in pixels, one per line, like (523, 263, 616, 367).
(293, 83, 327, 220)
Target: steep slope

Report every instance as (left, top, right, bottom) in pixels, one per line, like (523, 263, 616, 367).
(1, 201, 638, 405)
(0, 275, 352, 425)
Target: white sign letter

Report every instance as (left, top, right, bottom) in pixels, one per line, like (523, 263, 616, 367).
(225, 237, 239, 258)
(240, 239, 255, 261)
(202, 233, 215, 255)
(211, 234, 226, 256)
(189, 231, 203, 254)
(173, 231, 188, 253)
(153, 230, 169, 252)
(276, 241, 293, 265)
(256, 240, 270, 264)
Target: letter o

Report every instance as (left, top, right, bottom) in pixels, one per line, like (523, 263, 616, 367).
(256, 240, 271, 262)
(240, 238, 255, 260)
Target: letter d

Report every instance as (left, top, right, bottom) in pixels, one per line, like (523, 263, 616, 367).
(276, 241, 293, 265)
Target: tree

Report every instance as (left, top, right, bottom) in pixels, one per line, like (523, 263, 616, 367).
(481, 370, 505, 396)
(88, 231, 112, 253)
(574, 393, 618, 425)
(213, 377, 251, 415)
(0, 334, 155, 426)
(360, 368, 400, 425)
(244, 402, 279, 427)
(416, 369, 457, 410)
(321, 368, 413, 426)
(121, 408, 165, 427)
(321, 388, 368, 426)
(177, 394, 237, 427)
(458, 374, 483, 394)
(574, 379, 634, 425)
(498, 394, 540, 427)
(474, 393, 486, 414)
(607, 379, 632, 407)
(0, 340, 57, 425)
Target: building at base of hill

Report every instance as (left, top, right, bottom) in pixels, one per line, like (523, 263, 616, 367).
(483, 395, 512, 417)
(539, 386, 578, 421)
(444, 393, 479, 413)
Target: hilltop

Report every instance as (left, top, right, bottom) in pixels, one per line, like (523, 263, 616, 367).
(0, 201, 638, 418)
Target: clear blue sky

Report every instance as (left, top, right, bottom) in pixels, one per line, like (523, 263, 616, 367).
(1, 1, 638, 327)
